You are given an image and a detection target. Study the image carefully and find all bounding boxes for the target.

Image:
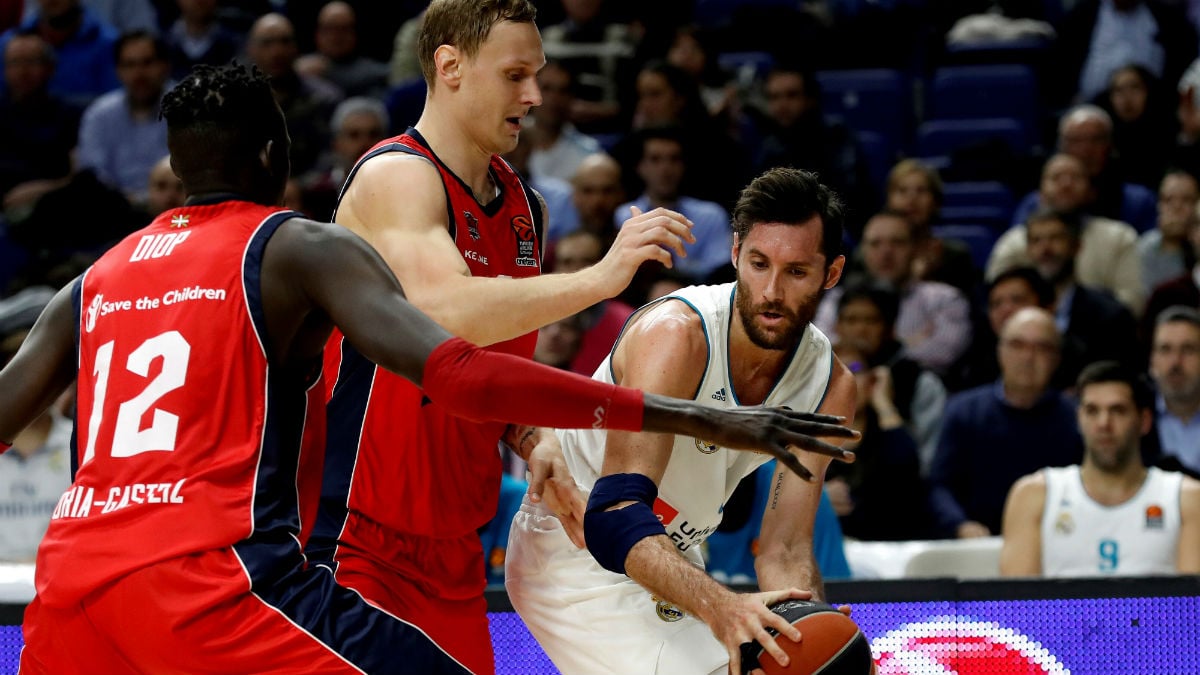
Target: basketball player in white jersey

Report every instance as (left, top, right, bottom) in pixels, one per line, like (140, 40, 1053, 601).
(1000, 359, 1200, 578)
(505, 168, 858, 675)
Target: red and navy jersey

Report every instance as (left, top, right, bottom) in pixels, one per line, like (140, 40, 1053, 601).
(36, 201, 324, 608)
(315, 129, 543, 547)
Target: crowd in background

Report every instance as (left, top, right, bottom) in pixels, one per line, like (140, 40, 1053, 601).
(1, 0, 1199, 581)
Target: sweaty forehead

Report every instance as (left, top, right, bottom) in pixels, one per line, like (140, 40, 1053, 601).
(742, 220, 824, 259)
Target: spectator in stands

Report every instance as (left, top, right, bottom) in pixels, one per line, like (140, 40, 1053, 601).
(295, 1, 387, 99)
(1140, 170, 1199, 293)
(825, 342, 934, 541)
(883, 158, 979, 298)
(0, 33, 78, 200)
(164, 0, 242, 80)
(1052, 0, 1197, 106)
(76, 29, 170, 207)
(615, 126, 732, 281)
(1024, 208, 1140, 389)
(1145, 307, 1200, 477)
(1014, 105, 1158, 233)
(665, 24, 737, 124)
(0, 0, 119, 107)
(244, 12, 342, 176)
(1142, 221, 1200, 333)
(298, 95, 388, 221)
(955, 266, 1055, 392)
(142, 153, 182, 218)
(614, 59, 749, 209)
(989, 153, 1144, 313)
(833, 281, 946, 477)
(816, 210, 973, 377)
(1095, 63, 1176, 190)
(540, 0, 636, 133)
(548, 229, 634, 376)
(565, 152, 623, 246)
(532, 313, 585, 371)
(528, 60, 599, 183)
(1000, 360, 1200, 577)
(930, 307, 1084, 538)
(0, 298, 72, 562)
(386, 8, 422, 86)
(751, 62, 875, 236)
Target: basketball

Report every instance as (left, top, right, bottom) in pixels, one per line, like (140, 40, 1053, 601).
(739, 600, 875, 675)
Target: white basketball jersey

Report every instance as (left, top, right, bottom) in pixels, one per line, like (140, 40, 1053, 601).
(559, 282, 833, 566)
(1040, 466, 1182, 577)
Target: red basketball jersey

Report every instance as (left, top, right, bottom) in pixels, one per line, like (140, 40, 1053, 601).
(36, 201, 323, 608)
(318, 129, 542, 542)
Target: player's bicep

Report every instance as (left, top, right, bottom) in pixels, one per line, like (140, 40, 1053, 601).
(600, 307, 706, 482)
(1176, 479, 1200, 573)
(998, 473, 1044, 577)
(338, 155, 471, 296)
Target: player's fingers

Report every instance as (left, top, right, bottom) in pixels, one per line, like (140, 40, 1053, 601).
(630, 205, 643, 218)
(838, 604, 852, 617)
(783, 434, 857, 462)
(727, 646, 744, 675)
(526, 465, 549, 504)
(757, 625, 791, 670)
(775, 412, 860, 438)
(768, 447, 813, 481)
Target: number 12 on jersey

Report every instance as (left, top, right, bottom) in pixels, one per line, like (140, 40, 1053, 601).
(82, 331, 191, 465)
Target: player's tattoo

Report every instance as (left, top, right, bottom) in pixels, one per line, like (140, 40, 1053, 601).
(770, 471, 785, 509)
(517, 427, 538, 459)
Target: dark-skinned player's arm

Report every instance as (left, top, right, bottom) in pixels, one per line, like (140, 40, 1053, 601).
(0, 283, 78, 446)
(265, 219, 858, 470)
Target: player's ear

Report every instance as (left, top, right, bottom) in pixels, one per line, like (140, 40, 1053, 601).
(435, 45, 463, 88)
(259, 140, 274, 169)
(731, 232, 741, 267)
(1139, 406, 1153, 436)
(824, 254, 846, 290)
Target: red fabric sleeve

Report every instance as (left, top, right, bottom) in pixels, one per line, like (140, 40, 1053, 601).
(0, 441, 9, 454)
(422, 337, 644, 431)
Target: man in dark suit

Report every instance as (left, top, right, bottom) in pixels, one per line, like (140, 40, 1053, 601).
(1025, 208, 1139, 390)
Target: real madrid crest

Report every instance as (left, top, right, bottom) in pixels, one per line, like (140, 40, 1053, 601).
(694, 438, 719, 454)
(652, 595, 684, 622)
(1054, 511, 1074, 535)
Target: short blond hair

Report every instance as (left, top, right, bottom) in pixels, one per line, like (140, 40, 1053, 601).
(417, 0, 537, 88)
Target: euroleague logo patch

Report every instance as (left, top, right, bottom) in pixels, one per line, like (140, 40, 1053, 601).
(510, 215, 538, 268)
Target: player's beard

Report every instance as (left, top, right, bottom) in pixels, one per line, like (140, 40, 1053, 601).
(734, 275, 823, 351)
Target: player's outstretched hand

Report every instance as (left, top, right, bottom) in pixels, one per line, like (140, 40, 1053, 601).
(593, 206, 695, 296)
(713, 587, 812, 675)
(644, 394, 859, 481)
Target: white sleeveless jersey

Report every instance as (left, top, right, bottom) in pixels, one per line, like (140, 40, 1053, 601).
(558, 282, 834, 566)
(1040, 466, 1182, 577)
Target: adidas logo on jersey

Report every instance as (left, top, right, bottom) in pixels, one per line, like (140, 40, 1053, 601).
(711, 388, 727, 401)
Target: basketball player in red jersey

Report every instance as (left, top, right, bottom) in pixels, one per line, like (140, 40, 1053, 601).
(0, 64, 855, 675)
(309, 3, 704, 674)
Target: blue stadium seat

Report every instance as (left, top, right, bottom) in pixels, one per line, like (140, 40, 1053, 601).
(942, 181, 1015, 213)
(817, 68, 913, 155)
(916, 117, 1029, 160)
(855, 130, 897, 197)
(928, 65, 1040, 144)
(932, 223, 998, 270)
(938, 206, 1011, 231)
(384, 77, 428, 133)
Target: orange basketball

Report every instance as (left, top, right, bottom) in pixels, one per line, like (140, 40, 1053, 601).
(740, 600, 875, 675)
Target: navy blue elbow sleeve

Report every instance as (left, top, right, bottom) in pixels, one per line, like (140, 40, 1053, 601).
(584, 473, 666, 575)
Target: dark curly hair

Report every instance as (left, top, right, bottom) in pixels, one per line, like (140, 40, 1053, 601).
(732, 167, 845, 264)
(160, 64, 287, 182)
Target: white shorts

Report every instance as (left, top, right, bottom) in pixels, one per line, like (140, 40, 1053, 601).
(505, 496, 727, 675)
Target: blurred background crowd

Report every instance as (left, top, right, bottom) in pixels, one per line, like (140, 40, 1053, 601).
(1, 0, 1199, 583)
